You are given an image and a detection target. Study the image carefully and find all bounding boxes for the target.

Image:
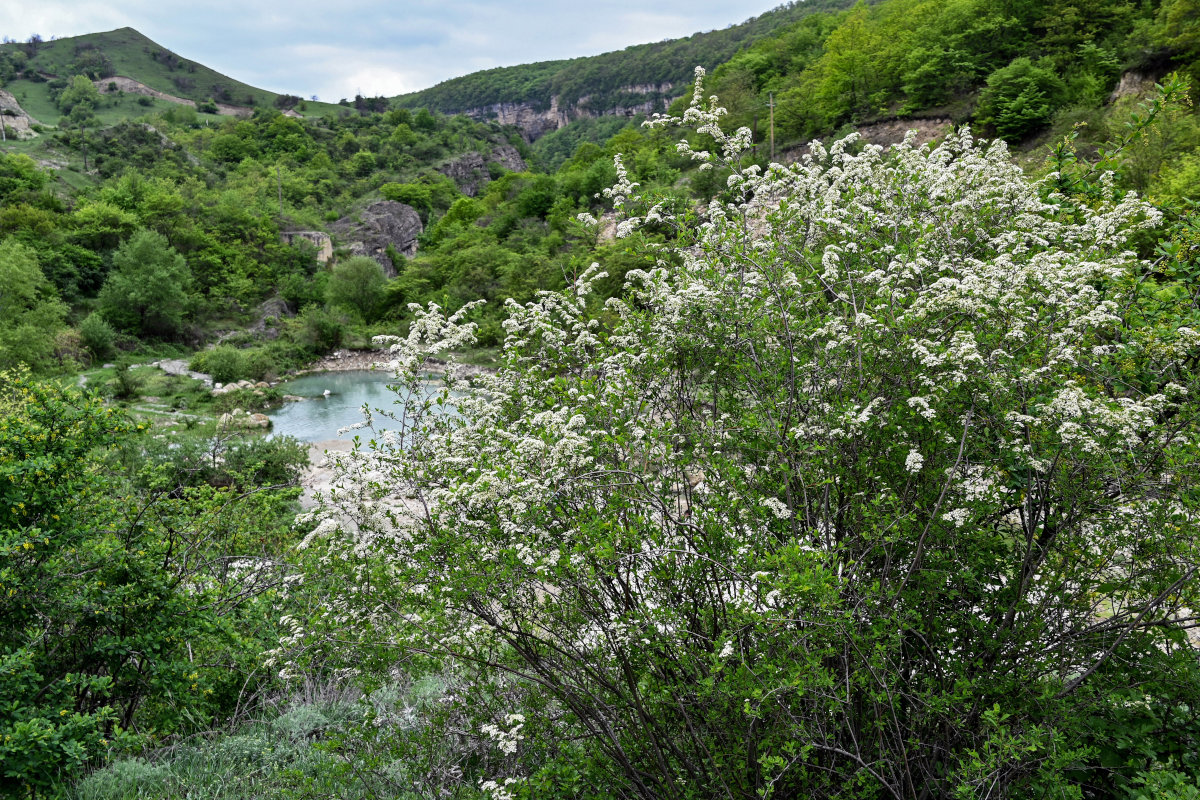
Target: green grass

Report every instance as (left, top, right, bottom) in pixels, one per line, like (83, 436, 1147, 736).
(5, 78, 59, 122)
(5, 78, 249, 130)
(92, 94, 183, 125)
(4, 28, 276, 108)
(70, 707, 356, 800)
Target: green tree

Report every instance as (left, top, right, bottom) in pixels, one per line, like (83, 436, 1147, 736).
(55, 74, 100, 115)
(0, 240, 67, 372)
(79, 312, 117, 362)
(0, 154, 48, 204)
(976, 56, 1068, 141)
(97, 229, 192, 339)
(0, 374, 302, 792)
(325, 256, 386, 320)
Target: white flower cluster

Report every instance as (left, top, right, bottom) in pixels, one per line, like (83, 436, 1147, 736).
(481, 713, 526, 755)
(479, 778, 522, 800)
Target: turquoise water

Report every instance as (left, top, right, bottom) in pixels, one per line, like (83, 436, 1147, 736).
(267, 370, 444, 443)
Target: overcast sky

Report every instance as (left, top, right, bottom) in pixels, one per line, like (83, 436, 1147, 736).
(1, 1, 782, 101)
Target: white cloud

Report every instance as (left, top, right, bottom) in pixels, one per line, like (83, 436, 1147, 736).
(3, 0, 784, 99)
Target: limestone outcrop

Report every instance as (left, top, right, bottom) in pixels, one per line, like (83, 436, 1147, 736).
(437, 144, 528, 196)
(331, 201, 423, 275)
(280, 231, 334, 264)
(0, 90, 40, 140)
(462, 84, 677, 142)
(217, 408, 271, 429)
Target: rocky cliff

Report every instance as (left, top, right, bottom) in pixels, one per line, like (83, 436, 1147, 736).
(438, 144, 528, 195)
(462, 83, 677, 142)
(331, 201, 423, 276)
(280, 231, 334, 265)
(0, 90, 40, 140)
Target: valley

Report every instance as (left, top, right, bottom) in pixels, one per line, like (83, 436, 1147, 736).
(3, 1, 1200, 797)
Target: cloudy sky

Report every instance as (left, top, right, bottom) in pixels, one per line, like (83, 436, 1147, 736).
(2, 1, 782, 101)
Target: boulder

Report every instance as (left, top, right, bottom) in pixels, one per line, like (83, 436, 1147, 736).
(490, 144, 527, 173)
(332, 201, 423, 276)
(0, 89, 41, 140)
(438, 145, 528, 197)
(438, 152, 489, 197)
(218, 409, 271, 429)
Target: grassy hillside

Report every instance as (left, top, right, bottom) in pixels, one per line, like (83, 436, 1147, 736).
(1, 28, 275, 107)
(392, 0, 858, 114)
(4, 76, 215, 127)
(0, 28, 353, 127)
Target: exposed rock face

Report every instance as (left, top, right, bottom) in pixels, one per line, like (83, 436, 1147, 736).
(439, 152, 490, 197)
(247, 296, 293, 341)
(332, 201, 423, 275)
(152, 359, 212, 386)
(476, 98, 567, 141)
(0, 89, 40, 140)
(491, 144, 527, 173)
(281, 231, 334, 264)
(1108, 71, 1155, 102)
(437, 144, 529, 196)
(855, 117, 953, 148)
(464, 84, 677, 142)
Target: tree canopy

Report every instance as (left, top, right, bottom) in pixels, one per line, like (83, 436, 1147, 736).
(97, 228, 192, 339)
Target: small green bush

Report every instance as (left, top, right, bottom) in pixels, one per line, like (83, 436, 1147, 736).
(222, 435, 308, 486)
(977, 57, 1068, 142)
(110, 362, 141, 400)
(297, 305, 344, 352)
(1127, 770, 1200, 800)
(79, 312, 116, 361)
(191, 345, 244, 384)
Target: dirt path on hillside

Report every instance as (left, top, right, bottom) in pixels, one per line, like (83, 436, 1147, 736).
(96, 76, 253, 117)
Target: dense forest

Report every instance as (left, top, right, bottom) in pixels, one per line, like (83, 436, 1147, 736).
(2, 0, 1200, 798)
(392, 0, 856, 113)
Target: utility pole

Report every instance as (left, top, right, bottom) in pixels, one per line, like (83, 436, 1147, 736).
(277, 165, 283, 218)
(768, 92, 776, 162)
(0, 114, 6, 143)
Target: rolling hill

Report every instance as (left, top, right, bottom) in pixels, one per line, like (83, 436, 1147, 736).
(0, 27, 349, 128)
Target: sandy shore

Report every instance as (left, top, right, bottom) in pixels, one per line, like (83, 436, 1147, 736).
(298, 438, 356, 510)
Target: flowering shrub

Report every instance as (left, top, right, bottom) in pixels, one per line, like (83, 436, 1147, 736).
(300, 70, 1200, 798)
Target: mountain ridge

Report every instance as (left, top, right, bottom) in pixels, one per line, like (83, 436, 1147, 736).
(390, 0, 858, 140)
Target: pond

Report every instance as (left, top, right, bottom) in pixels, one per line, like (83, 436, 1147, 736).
(266, 370, 457, 444)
